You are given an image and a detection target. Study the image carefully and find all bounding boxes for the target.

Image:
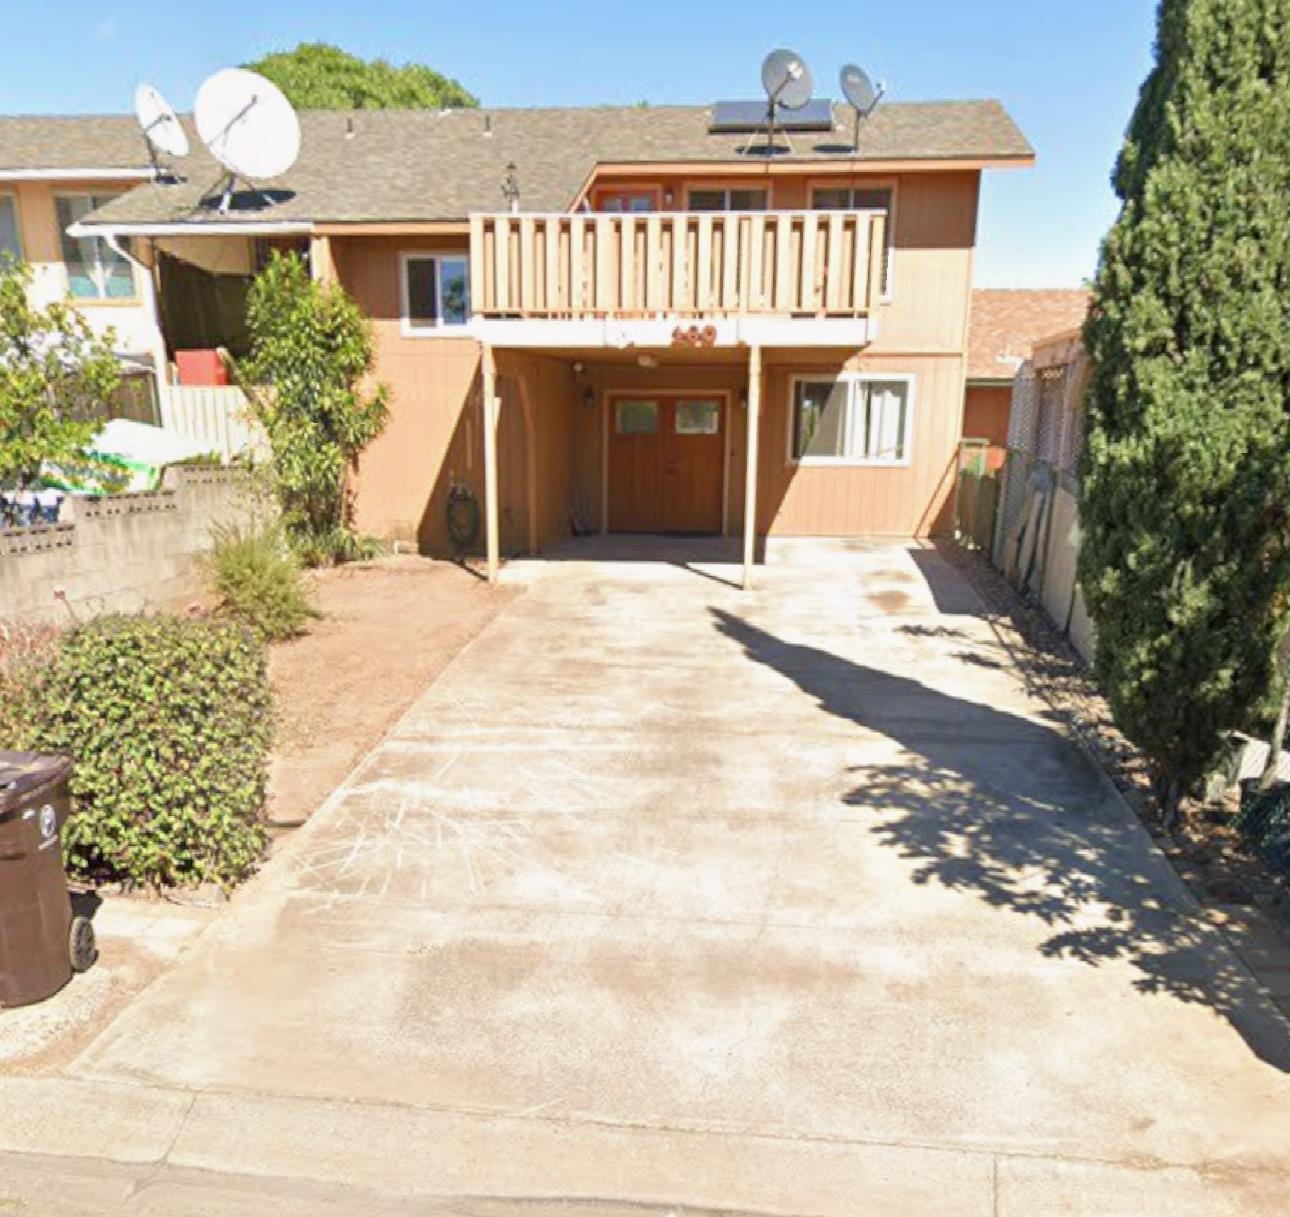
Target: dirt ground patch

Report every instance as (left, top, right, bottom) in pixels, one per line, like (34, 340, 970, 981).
(266, 556, 514, 834)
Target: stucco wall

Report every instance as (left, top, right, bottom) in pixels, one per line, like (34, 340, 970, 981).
(0, 468, 259, 625)
(3, 178, 164, 360)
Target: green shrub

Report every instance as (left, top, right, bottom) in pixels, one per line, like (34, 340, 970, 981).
(207, 522, 315, 642)
(291, 525, 383, 568)
(0, 621, 62, 747)
(18, 615, 272, 889)
(237, 252, 390, 567)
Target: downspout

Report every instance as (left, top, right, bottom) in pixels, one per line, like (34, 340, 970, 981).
(104, 232, 171, 427)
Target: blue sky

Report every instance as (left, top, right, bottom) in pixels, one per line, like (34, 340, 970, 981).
(2, 1, 1159, 287)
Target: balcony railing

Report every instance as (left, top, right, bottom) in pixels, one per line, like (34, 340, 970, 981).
(469, 210, 887, 320)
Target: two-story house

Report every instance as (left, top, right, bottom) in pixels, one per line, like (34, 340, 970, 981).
(0, 118, 175, 421)
(40, 98, 1032, 586)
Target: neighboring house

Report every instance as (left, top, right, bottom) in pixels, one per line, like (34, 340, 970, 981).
(964, 288, 1090, 453)
(11, 97, 1035, 583)
(0, 118, 168, 421)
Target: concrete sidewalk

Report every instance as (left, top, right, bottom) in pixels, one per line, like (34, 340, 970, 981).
(3, 541, 1290, 1215)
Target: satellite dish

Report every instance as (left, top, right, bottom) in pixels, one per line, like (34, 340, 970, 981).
(195, 68, 300, 183)
(839, 63, 886, 150)
(839, 65, 877, 115)
(134, 83, 189, 159)
(134, 83, 187, 180)
(761, 48, 813, 111)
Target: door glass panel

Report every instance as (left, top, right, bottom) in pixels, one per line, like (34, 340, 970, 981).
(615, 400, 658, 434)
(675, 400, 720, 435)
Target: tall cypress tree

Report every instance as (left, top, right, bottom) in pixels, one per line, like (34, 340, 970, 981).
(1079, 0, 1290, 822)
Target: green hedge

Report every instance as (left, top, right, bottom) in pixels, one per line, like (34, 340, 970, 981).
(2, 615, 272, 889)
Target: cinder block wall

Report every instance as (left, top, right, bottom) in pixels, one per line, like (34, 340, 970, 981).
(0, 468, 261, 625)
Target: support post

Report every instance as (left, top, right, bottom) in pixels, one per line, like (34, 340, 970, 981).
(519, 374, 538, 555)
(482, 346, 500, 583)
(743, 345, 762, 591)
(600, 388, 610, 536)
(309, 234, 336, 284)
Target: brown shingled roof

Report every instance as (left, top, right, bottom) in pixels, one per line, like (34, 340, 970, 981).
(0, 115, 155, 172)
(0, 100, 1033, 230)
(967, 289, 1090, 383)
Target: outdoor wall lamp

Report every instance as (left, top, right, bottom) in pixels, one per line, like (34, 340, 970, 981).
(501, 162, 520, 213)
(582, 386, 596, 410)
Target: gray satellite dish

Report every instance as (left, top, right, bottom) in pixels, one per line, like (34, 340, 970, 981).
(839, 63, 885, 149)
(134, 83, 188, 178)
(194, 67, 301, 211)
(762, 48, 813, 110)
(754, 48, 813, 156)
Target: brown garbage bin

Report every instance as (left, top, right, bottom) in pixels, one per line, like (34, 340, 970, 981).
(0, 751, 97, 1008)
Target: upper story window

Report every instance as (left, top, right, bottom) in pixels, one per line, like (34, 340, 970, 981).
(790, 374, 914, 467)
(812, 185, 894, 295)
(812, 186, 892, 213)
(54, 194, 135, 300)
(401, 252, 470, 335)
(687, 187, 769, 212)
(596, 191, 656, 213)
(0, 195, 21, 262)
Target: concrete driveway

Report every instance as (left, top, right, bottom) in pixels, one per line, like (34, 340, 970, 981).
(6, 540, 1290, 1215)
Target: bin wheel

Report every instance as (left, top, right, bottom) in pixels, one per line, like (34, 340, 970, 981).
(69, 915, 98, 973)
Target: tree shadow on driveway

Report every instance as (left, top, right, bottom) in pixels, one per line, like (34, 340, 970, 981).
(711, 607, 1290, 1074)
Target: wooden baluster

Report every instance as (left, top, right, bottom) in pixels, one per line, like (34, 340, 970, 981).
(570, 215, 587, 313)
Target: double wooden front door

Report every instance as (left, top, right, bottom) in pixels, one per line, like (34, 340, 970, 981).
(608, 396, 725, 534)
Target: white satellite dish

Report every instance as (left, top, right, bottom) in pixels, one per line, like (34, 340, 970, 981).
(194, 68, 300, 209)
(840, 63, 885, 150)
(133, 83, 188, 177)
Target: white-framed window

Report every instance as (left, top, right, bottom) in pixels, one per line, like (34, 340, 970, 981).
(811, 185, 894, 296)
(400, 252, 471, 335)
(788, 374, 914, 466)
(0, 194, 21, 262)
(54, 194, 136, 300)
(687, 187, 769, 212)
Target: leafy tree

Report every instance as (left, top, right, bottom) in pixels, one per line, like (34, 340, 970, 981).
(1079, 0, 1290, 824)
(238, 252, 389, 565)
(247, 42, 477, 110)
(0, 257, 120, 490)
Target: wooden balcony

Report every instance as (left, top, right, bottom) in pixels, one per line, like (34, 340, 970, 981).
(468, 210, 887, 323)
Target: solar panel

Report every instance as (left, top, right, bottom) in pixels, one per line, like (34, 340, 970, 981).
(709, 98, 835, 133)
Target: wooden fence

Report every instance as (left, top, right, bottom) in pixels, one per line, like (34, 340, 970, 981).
(991, 339, 1096, 663)
(160, 386, 269, 462)
(470, 210, 887, 319)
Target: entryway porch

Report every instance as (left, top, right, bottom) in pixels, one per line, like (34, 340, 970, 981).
(479, 340, 852, 591)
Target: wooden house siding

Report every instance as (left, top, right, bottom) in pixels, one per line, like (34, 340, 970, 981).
(336, 165, 981, 550)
